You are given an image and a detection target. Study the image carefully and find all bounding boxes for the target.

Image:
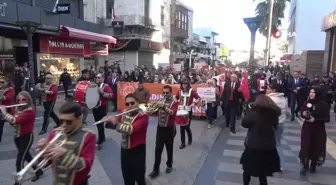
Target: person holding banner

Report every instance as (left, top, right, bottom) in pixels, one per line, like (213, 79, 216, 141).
(205, 79, 220, 129)
(175, 79, 201, 150)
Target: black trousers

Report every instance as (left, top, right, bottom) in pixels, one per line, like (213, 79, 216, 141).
(180, 111, 192, 144)
(14, 133, 38, 172)
(225, 101, 237, 130)
(154, 126, 175, 171)
(42, 101, 59, 131)
(63, 85, 69, 98)
(243, 171, 267, 185)
(93, 105, 107, 144)
(121, 144, 146, 185)
(0, 119, 4, 143)
(206, 103, 215, 125)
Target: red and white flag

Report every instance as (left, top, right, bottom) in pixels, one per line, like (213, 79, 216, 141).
(238, 70, 250, 102)
(109, 8, 115, 24)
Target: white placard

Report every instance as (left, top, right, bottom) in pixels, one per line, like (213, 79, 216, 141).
(197, 87, 216, 102)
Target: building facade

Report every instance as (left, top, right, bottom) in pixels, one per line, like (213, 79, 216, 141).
(288, 0, 336, 54)
(0, 0, 116, 84)
(193, 28, 219, 66)
(322, 11, 336, 73)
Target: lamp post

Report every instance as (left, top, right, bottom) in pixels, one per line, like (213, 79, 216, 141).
(189, 49, 194, 69)
(16, 21, 40, 105)
(265, 0, 275, 67)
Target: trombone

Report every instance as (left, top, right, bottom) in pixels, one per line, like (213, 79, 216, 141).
(12, 128, 67, 183)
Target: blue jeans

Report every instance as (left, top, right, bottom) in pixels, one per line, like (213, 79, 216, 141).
(206, 103, 215, 125)
(275, 123, 284, 168)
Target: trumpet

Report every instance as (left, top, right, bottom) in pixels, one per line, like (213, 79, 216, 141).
(13, 128, 67, 183)
(141, 98, 166, 115)
(4, 103, 28, 108)
(93, 108, 139, 125)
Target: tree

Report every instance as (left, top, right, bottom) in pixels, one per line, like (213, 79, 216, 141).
(254, 0, 290, 36)
(278, 40, 288, 53)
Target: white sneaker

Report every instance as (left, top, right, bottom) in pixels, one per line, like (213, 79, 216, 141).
(208, 125, 211, 129)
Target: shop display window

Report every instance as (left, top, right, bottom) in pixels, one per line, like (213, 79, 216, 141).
(40, 54, 80, 84)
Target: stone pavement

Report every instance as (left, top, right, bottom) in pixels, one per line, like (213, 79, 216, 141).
(194, 117, 336, 185)
(0, 95, 222, 185)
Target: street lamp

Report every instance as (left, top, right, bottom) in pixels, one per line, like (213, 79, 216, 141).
(189, 49, 194, 69)
(16, 21, 40, 105)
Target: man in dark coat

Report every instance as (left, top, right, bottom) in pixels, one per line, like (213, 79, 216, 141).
(59, 68, 72, 100)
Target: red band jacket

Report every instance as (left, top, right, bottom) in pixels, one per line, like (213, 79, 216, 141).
(4, 107, 35, 137)
(2, 87, 15, 115)
(106, 110, 149, 149)
(175, 89, 201, 106)
(158, 98, 179, 127)
(98, 83, 114, 107)
(45, 84, 58, 102)
(48, 127, 96, 185)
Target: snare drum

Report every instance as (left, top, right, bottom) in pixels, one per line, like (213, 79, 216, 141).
(74, 81, 100, 109)
(175, 110, 190, 126)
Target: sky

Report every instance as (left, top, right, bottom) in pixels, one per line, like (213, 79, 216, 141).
(181, 0, 289, 51)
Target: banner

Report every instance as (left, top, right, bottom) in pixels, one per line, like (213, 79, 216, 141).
(117, 82, 207, 116)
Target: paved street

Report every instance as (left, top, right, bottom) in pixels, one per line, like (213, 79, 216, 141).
(1, 95, 336, 185)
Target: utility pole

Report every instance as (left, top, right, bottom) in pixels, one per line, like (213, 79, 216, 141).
(169, 0, 176, 67)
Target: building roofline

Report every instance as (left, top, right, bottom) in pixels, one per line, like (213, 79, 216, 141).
(176, 0, 193, 12)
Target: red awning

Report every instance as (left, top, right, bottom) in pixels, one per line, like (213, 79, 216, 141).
(60, 26, 117, 44)
(280, 54, 292, 60)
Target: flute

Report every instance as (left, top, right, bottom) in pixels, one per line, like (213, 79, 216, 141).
(3, 103, 28, 108)
(92, 108, 139, 125)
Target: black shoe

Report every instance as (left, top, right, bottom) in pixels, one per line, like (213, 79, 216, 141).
(149, 170, 159, 178)
(291, 117, 295, 121)
(39, 130, 46, 135)
(231, 128, 236, 134)
(226, 124, 230, 128)
(14, 182, 21, 185)
(179, 143, 186, 149)
(300, 167, 308, 176)
(166, 167, 172, 173)
(309, 166, 316, 173)
(96, 144, 102, 150)
(31, 169, 44, 182)
(188, 140, 192, 145)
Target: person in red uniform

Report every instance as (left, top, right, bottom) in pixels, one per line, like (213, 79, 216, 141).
(149, 85, 179, 178)
(93, 73, 113, 149)
(0, 91, 43, 185)
(105, 93, 148, 185)
(36, 102, 96, 185)
(39, 72, 60, 135)
(0, 76, 15, 143)
(175, 78, 201, 149)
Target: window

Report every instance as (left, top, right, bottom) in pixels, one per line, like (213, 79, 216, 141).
(161, 6, 165, 26)
(106, 0, 114, 19)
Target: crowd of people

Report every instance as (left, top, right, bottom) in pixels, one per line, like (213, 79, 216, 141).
(0, 60, 334, 185)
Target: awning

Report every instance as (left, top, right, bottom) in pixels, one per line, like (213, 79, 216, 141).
(60, 26, 116, 44)
(280, 54, 292, 60)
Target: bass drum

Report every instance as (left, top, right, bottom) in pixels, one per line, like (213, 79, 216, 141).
(74, 81, 100, 109)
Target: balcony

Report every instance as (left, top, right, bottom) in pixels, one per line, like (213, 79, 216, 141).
(113, 15, 155, 29)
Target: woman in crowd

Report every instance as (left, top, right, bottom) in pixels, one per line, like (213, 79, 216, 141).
(0, 91, 44, 184)
(266, 82, 288, 171)
(122, 71, 131, 82)
(240, 95, 281, 185)
(162, 74, 177, 84)
(299, 87, 329, 175)
(205, 79, 220, 128)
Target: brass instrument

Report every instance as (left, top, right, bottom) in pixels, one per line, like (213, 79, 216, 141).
(140, 98, 166, 115)
(13, 128, 67, 183)
(39, 83, 52, 102)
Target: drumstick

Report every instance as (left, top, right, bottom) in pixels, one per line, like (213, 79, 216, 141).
(92, 108, 139, 125)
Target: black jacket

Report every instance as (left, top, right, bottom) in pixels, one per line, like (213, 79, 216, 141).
(242, 105, 280, 150)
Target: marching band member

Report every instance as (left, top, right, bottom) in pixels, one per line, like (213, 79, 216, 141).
(0, 91, 43, 185)
(39, 72, 60, 135)
(0, 76, 15, 143)
(76, 69, 91, 125)
(149, 85, 179, 178)
(36, 102, 96, 185)
(175, 78, 201, 149)
(105, 93, 148, 185)
(93, 73, 113, 149)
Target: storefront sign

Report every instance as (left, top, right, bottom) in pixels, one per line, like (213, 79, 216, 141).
(91, 43, 108, 56)
(148, 41, 161, 50)
(39, 35, 91, 55)
(322, 11, 336, 31)
(56, 4, 70, 14)
(0, 2, 6, 17)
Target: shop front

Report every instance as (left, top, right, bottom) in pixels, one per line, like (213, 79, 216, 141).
(109, 39, 163, 71)
(39, 27, 114, 84)
(322, 11, 336, 73)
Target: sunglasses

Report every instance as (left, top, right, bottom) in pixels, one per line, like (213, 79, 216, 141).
(163, 92, 170, 95)
(60, 119, 75, 125)
(125, 102, 135, 106)
(95, 77, 101, 79)
(0, 81, 5, 84)
(17, 98, 26, 101)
